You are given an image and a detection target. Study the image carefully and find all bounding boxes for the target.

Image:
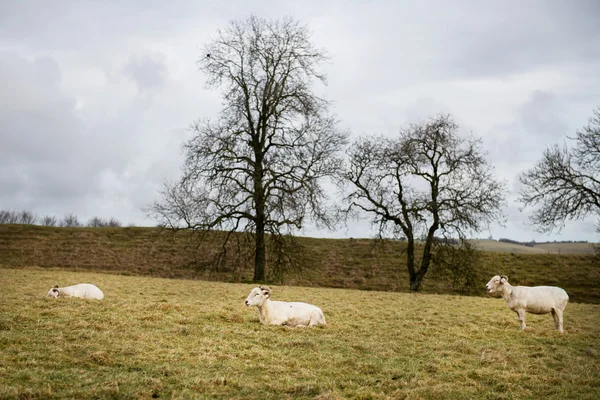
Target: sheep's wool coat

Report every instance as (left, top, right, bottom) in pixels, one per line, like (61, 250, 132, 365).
(48, 284, 104, 300)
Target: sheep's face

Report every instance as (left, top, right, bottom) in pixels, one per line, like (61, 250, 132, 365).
(485, 275, 508, 294)
(244, 287, 270, 307)
(47, 286, 60, 298)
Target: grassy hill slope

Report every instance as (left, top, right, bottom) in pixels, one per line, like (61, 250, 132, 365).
(469, 239, 597, 255)
(1, 225, 599, 303)
(1, 268, 599, 399)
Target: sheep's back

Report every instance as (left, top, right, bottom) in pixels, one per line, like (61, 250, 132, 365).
(514, 286, 568, 314)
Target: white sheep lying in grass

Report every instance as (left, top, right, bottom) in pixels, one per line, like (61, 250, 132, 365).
(485, 275, 568, 333)
(47, 284, 104, 300)
(244, 286, 326, 327)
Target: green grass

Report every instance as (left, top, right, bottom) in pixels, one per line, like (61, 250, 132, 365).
(1, 268, 599, 399)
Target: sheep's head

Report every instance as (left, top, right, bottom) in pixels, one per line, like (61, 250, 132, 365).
(47, 285, 60, 298)
(485, 275, 508, 294)
(244, 286, 271, 307)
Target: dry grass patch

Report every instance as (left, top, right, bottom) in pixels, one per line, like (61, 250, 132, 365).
(1, 268, 599, 399)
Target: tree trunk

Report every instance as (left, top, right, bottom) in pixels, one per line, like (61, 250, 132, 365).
(253, 145, 266, 282)
(406, 236, 421, 291)
(409, 269, 426, 291)
(406, 235, 435, 292)
(408, 223, 438, 291)
(253, 213, 266, 281)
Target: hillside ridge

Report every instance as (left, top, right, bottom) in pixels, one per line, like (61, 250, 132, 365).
(1, 224, 598, 303)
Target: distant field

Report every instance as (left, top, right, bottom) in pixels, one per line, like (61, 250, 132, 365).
(1, 225, 600, 304)
(469, 240, 597, 255)
(534, 242, 597, 255)
(1, 268, 599, 399)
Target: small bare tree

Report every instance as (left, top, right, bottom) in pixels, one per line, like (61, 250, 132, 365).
(344, 115, 506, 291)
(60, 213, 81, 227)
(18, 210, 37, 225)
(86, 216, 121, 227)
(0, 210, 17, 224)
(151, 16, 346, 281)
(41, 215, 58, 226)
(519, 106, 600, 233)
(87, 216, 107, 227)
(107, 218, 121, 227)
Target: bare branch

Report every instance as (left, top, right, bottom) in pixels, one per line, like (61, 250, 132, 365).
(519, 106, 600, 233)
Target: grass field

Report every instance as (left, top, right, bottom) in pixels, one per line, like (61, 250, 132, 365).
(1, 225, 599, 304)
(1, 268, 599, 399)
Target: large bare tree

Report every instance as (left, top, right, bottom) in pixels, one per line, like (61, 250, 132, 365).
(151, 16, 346, 281)
(519, 107, 600, 233)
(344, 115, 506, 291)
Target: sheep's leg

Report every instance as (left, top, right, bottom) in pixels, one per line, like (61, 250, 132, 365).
(516, 309, 526, 330)
(554, 309, 564, 333)
(551, 309, 559, 330)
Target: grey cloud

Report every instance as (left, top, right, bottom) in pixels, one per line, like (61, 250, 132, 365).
(403, 97, 451, 125)
(0, 1, 168, 50)
(0, 1, 278, 53)
(0, 1, 598, 240)
(438, 1, 600, 79)
(484, 89, 569, 171)
(124, 54, 168, 93)
(0, 52, 83, 159)
(0, 50, 181, 222)
(516, 91, 568, 140)
(315, 0, 600, 99)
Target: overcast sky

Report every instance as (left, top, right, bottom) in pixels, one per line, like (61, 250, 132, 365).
(1, 0, 599, 242)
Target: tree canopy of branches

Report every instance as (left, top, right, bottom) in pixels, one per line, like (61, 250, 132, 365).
(151, 16, 346, 281)
(519, 106, 600, 233)
(344, 115, 506, 291)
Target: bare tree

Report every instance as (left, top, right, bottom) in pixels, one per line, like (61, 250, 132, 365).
(41, 215, 58, 226)
(107, 218, 121, 227)
(344, 115, 506, 291)
(87, 216, 107, 227)
(518, 106, 600, 233)
(18, 210, 37, 225)
(0, 210, 18, 224)
(60, 213, 81, 227)
(0, 210, 37, 224)
(150, 16, 346, 281)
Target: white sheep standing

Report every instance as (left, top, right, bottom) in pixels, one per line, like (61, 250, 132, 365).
(485, 275, 568, 333)
(47, 284, 104, 300)
(244, 286, 326, 327)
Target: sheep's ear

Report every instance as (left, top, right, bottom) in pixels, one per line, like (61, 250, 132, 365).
(500, 276, 508, 284)
(263, 290, 270, 298)
(54, 285, 59, 289)
(52, 288, 58, 293)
